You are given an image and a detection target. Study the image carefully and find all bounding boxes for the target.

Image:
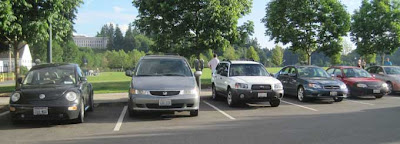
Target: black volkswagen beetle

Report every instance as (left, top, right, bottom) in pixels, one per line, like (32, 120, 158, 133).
(9, 63, 94, 123)
(275, 65, 348, 102)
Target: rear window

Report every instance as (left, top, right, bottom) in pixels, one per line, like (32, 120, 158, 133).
(135, 59, 193, 77)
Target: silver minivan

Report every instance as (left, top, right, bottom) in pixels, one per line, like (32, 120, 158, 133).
(125, 55, 200, 117)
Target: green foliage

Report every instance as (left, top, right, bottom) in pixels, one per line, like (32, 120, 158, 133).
(271, 45, 283, 66)
(330, 53, 341, 65)
(113, 25, 124, 50)
(364, 53, 377, 64)
(351, 0, 400, 65)
(19, 66, 28, 75)
(127, 49, 146, 68)
(223, 46, 238, 60)
(246, 46, 259, 61)
(263, 0, 350, 65)
(133, 0, 252, 57)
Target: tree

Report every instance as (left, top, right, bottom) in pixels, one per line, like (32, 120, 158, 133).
(330, 53, 341, 65)
(223, 46, 238, 60)
(63, 40, 80, 63)
(246, 46, 259, 61)
(262, 0, 350, 65)
(107, 24, 115, 50)
(133, 0, 252, 57)
(271, 45, 283, 66)
(123, 24, 139, 52)
(113, 25, 124, 50)
(0, 0, 82, 87)
(351, 0, 400, 65)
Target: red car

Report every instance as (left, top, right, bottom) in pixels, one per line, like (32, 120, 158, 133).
(326, 66, 389, 98)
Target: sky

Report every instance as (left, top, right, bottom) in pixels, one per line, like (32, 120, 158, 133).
(74, 0, 363, 50)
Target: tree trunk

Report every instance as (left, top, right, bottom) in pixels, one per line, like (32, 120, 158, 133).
(381, 53, 385, 65)
(307, 53, 311, 65)
(13, 42, 20, 88)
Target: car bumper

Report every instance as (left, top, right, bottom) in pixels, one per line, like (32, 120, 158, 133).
(349, 86, 389, 97)
(392, 82, 400, 92)
(9, 104, 80, 120)
(231, 89, 284, 102)
(129, 94, 200, 112)
(304, 88, 349, 99)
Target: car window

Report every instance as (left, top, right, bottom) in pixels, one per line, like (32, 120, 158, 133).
(215, 64, 222, 74)
(280, 67, 290, 75)
(333, 69, 342, 76)
(136, 59, 193, 77)
(220, 63, 229, 76)
(343, 68, 372, 78)
(229, 64, 269, 76)
(23, 66, 76, 85)
(297, 67, 330, 78)
(384, 67, 400, 74)
(326, 68, 334, 74)
(366, 67, 376, 73)
(376, 67, 384, 74)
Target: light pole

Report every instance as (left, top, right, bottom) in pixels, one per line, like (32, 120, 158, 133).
(47, 20, 52, 63)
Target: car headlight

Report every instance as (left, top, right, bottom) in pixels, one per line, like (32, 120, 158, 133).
(181, 89, 198, 95)
(65, 92, 78, 101)
(356, 83, 368, 88)
(339, 84, 347, 89)
(274, 83, 283, 90)
(235, 83, 248, 89)
(308, 83, 322, 89)
(382, 83, 388, 88)
(130, 88, 150, 95)
(11, 93, 21, 102)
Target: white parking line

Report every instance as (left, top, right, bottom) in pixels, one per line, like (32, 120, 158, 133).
(387, 96, 400, 100)
(113, 105, 128, 131)
(0, 111, 9, 117)
(203, 101, 236, 120)
(346, 100, 375, 106)
(281, 100, 318, 111)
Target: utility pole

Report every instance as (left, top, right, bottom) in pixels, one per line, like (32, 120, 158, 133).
(47, 20, 52, 63)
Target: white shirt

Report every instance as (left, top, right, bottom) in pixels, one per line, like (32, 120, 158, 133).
(208, 58, 220, 73)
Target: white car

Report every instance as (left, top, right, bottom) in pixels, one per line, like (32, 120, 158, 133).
(212, 60, 284, 107)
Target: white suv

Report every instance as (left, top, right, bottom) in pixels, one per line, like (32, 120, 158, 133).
(212, 60, 284, 107)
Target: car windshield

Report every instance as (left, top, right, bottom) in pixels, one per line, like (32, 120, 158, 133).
(23, 66, 76, 85)
(229, 64, 269, 76)
(343, 68, 372, 78)
(136, 59, 192, 77)
(384, 67, 400, 75)
(297, 67, 330, 78)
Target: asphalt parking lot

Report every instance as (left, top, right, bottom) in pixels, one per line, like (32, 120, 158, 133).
(1, 90, 400, 144)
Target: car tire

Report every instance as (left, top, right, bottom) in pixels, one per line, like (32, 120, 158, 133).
(269, 99, 280, 107)
(333, 97, 343, 102)
(297, 86, 308, 102)
(72, 100, 85, 123)
(227, 88, 238, 107)
(212, 84, 220, 101)
(190, 110, 199, 117)
(375, 95, 384, 99)
(87, 90, 94, 112)
(128, 109, 136, 117)
(387, 82, 393, 95)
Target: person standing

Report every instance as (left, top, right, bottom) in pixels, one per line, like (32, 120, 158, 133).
(357, 57, 362, 68)
(208, 54, 220, 75)
(384, 58, 393, 66)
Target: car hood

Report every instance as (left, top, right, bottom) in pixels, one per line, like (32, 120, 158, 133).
(132, 76, 197, 90)
(344, 77, 381, 83)
(300, 77, 342, 85)
(19, 85, 76, 101)
(230, 76, 281, 85)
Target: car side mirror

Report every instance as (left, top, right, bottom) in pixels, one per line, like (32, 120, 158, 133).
(125, 70, 133, 77)
(270, 73, 275, 77)
(194, 71, 202, 77)
(80, 77, 87, 82)
(17, 77, 23, 84)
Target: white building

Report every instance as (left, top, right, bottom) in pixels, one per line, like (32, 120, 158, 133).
(73, 35, 108, 49)
(0, 44, 33, 72)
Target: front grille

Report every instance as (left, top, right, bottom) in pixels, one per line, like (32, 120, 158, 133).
(324, 86, 340, 89)
(251, 85, 271, 90)
(150, 91, 180, 96)
(368, 85, 381, 88)
(146, 103, 184, 109)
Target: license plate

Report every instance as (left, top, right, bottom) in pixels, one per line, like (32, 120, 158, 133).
(159, 99, 172, 106)
(373, 89, 380, 93)
(330, 91, 338, 96)
(33, 107, 48, 115)
(258, 93, 268, 98)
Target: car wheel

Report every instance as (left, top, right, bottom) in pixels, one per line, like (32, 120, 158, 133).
(269, 99, 280, 107)
(333, 97, 343, 102)
(212, 84, 219, 100)
(375, 95, 384, 99)
(87, 90, 94, 112)
(387, 82, 393, 95)
(297, 86, 307, 102)
(128, 101, 136, 117)
(227, 88, 238, 107)
(190, 110, 199, 117)
(73, 100, 85, 123)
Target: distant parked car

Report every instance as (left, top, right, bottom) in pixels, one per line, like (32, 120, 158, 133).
(125, 55, 200, 117)
(327, 66, 389, 98)
(212, 60, 283, 107)
(9, 63, 94, 123)
(365, 66, 400, 94)
(276, 65, 348, 102)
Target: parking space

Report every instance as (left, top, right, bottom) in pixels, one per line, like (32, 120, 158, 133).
(1, 91, 400, 143)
